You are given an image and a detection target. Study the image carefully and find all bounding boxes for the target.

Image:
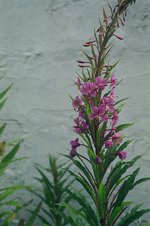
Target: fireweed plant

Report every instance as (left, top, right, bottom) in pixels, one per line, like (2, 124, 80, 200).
(33, 155, 85, 226)
(0, 79, 41, 226)
(0, 83, 24, 225)
(68, 0, 150, 225)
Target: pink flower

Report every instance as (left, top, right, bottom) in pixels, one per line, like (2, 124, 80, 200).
(81, 82, 97, 97)
(81, 121, 89, 130)
(102, 96, 115, 113)
(89, 104, 107, 121)
(70, 138, 80, 149)
(70, 138, 80, 157)
(110, 127, 116, 134)
(78, 110, 84, 118)
(110, 75, 117, 88)
(73, 126, 82, 134)
(117, 151, 127, 160)
(110, 89, 115, 99)
(73, 118, 82, 134)
(95, 77, 107, 90)
(102, 96, 114, 105)
(105, 139, 114, 148)
(73, 117, 89, 134)
(111, 110, 118, 127)
(101, 114, 109, 122)
(72, 96, 82, 108)
(112, 132, 123, 145)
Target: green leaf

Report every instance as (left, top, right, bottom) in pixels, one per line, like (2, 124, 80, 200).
(0, 200, 22, 208)
(0, 123, 7, 136)
(1, 142, 21, 164)
(104, 44, 114, 60)
(117, 104, 124, 113)
(0, 98, 7, 111)
(106, 156, 141, 196)
(118, 205, 150, 226)
(24, 202, 42, 226)
(33, 154, 75, 226)
(108, 201, 132, 226)
(133, 177, 150, 187)
(115, 97, 129, 106)
(69, 170, 96, 204)
(0, 142, 21, 175)
(96, 123, 106, 150)
(1, 212, 16, 226)
(103, 145, 118, 175)
(18, 219, 25, 226)
(59, 202, 85, 226)
(0, 185, 25, 202)
(115, 123, 134, 133)
(91, 45, 97, 66)
(34, 165, 55, 204)
(140, 224, 150, 226)
(0, 85, 12, 100)
(117, 140, 133, 152)
(71, 158, 95, 192)
(98, 183, 106, 218)
(113, 168, 140, 208)
(68, 190, 99, 226)
(87, 148, 99, 181)
(83, 50, 95, 71)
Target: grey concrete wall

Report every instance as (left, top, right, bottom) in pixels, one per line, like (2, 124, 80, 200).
(0, 0, 150, 224)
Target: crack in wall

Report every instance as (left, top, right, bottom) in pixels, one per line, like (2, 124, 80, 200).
(46, 0, 86, 12)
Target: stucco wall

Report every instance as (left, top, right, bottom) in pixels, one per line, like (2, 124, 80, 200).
(0, 0, 150, 224)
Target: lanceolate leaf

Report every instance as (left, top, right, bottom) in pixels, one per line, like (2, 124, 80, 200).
(96, 123, 106, 149)
(68, 190, 99, 226)
(0, 200, 22, 208)
(24, 202, 42, 226)
(1, 142, 21, 164)
(59, 202, 86, 226)
(115, 123, 134, 133)
(133, 177, 150, 187)
(34, 166, 55, 203)
(98, 183, 107, 218)
(106, 156, 141, 196)
(69, 170, 96, 204)
(0, 142, 21, 176)
(117, 204, 150, 226)
(33, 155, 76, 226)
(117, 104, 124, 113)
(108, 201, 132, 226)
(103, 145, 118, 174)
(0, 98, 7, 111)
(0, 123, 7, 137)
(117, 140, 133, 152)
(71, 158, 96, 192)
(0, 85, 12, 100)
(115, 97, 129, 106)
(112, 168, 140, 208)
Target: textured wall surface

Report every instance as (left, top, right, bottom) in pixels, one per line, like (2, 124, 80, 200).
(0, 0, 150, 224)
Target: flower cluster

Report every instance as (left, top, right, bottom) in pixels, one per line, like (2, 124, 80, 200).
(69, 5, 130, 161)
(70, 70, 127, 160)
